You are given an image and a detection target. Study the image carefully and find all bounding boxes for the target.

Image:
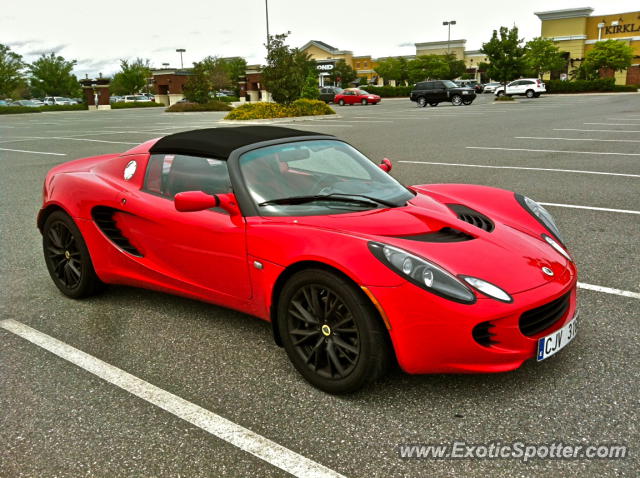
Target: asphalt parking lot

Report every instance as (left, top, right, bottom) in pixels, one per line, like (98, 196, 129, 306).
(1, 92, 639, 477)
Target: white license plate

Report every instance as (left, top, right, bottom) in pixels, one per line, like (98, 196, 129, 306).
(463, 91, 471, 94)
(536, 314, 577, 361)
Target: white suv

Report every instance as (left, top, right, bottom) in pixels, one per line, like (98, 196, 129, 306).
(495, 79, 545, 98)
(43, 96, 71, 105)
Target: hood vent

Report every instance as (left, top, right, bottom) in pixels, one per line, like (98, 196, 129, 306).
(92, 206, 142, 257)
(395, 227, 473, 243)
(447, 204, 494, 232)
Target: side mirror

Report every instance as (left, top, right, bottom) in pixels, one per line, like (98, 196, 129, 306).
(379, 158, 392, 173)
(174, 191, 240, 216)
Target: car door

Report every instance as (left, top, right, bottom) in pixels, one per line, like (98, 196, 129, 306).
(507, 80, 522, 95)
(118, 153, 251, 300)
(432, 82, 447, 101)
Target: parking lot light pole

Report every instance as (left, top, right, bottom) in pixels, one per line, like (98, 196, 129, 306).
(176, 49, 186, 69)
(265, 0, 270, 52)
(442, 20, 456, 53)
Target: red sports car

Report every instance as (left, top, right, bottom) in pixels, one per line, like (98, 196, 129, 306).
(333, 88, 381, 106)
(39, 126, 578, 393)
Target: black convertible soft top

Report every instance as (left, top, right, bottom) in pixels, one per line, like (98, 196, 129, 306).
(149, 126, 331, 159)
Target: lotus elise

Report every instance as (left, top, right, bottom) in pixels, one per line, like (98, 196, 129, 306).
(39, 126, 578, 393)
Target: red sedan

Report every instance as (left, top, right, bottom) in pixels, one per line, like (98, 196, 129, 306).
(334, 88, 381, 106)
(39, 126, 577, 394)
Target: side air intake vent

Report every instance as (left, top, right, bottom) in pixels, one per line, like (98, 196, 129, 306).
(92, 206, 142, 257)
(395, 227, 474, 243)
(447, 204, 495, 232)
(472, 321, 498, 347)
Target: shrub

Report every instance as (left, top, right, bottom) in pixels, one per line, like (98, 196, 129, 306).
(545, 78, 616, 93)
(40, 104, 88, 111)
(111, 101, 163, 109)
(360, 85, 412, 97)
(613, 84, 638, 92)
(0, 106, 41, 114)
(224, 100, 335, 120)
(165, 101, 232, 112)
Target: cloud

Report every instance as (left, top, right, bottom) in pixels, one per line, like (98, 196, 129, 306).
(397, 42, 414, 47)
(24, 44, 68, 56)
(5, 39, 38, 48)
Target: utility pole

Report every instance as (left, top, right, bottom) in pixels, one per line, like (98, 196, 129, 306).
(442, 20, 456, 54)
(265, 0, 270, 53)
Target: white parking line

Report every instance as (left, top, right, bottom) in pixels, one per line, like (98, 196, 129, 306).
(578, 283, 640, 299)
(606, 118, 640, 121)
(466, 146, 640, 157)
(584, 123, 640, 126)
(539, 202, 640, 215)
(554, 128, 640, 133)
(0, 147, 66, 156)
(398, 161, 640, 178)
(515, 136, 640, 143)
(0, 319, 346, 478)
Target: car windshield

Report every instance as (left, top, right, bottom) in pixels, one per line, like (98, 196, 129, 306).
(239, 139, 414, 216)
(442, 80, 458, 88)
(359, 90, 369, 95)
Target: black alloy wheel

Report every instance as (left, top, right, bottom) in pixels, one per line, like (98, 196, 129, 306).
(43, 210, 102, 298)
(278, 269, 390, 394)
(451, 95, 463, 106)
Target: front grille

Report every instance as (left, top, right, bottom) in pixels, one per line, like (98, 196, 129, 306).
(519, 292, 571, 337)
(396, 227, 474, 243)
(447, 204, 495, 232)
(92, 206, 142, 257)
(472, 321, 498, 347)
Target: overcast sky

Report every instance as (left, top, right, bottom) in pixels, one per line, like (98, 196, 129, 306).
(2, 1, 638, 78)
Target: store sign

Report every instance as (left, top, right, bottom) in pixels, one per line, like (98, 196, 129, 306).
(316, 63, 334, 71)
(604, 23, 640, 34)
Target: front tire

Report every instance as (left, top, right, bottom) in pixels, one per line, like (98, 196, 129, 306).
(361, 99, 368, 105)
(42, 210, 102, 299)
(496, 91, 505, 97)
(417, 97, 427, 107)
(339, 99, 345, 106)
(451, 95, 463, 106)
(277, 269, 390, 394)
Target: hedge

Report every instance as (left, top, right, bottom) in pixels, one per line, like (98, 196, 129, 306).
(40, 104, 88, 111)
(224, 99, 335, 120)
(165, 101, 232, 112)
(359, 85, 412, 97)
(218, 96, 240, 103)
(545, 78, 620, 93)
(111, 101, 163, 109)
(0, 106, 41, 114)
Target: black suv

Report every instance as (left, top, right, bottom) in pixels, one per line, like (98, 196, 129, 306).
(410, 80, 476, 107)
(319, 86, 343, 103)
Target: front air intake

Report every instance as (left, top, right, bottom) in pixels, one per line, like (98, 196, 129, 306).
(519, 292, 570, 337)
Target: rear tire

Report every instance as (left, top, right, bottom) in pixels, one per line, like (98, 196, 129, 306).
(525, 89, 534, 98)
(42, 210, 103, 299)
(277, 268, 390, 394)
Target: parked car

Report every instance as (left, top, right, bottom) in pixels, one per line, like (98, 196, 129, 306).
(0, 100, 9, 107)
(38, 126, 578, 393)
(43, 96, 71, 106)
(123, 95, 151, 103)
(456, 80, 483, 93)
(140, 93, 155, 101)
(110, 96, 123, 103)
(62, 97, 78, 105)
(10, 100, 41, 107)
(319, 86, 343, 103)
(495, 79, 546, 98)
(334, 88, 381, 105)
(483, 82, 502, 93)
(410, 80, 476, 107)
(30, 99, 45, 106)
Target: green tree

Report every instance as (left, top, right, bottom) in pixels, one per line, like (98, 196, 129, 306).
(481, 26, 527, 88)
(29, 52, 80, 97)
(374, 57, 403, 83)
(328, 59, 357, 87)
(110, 58, 152, 95)
(301, 72, 320, 99)
(0, 44, 25, 97)
(407, 55, 449, 83)
(478, 61, 490, 83)
(262, 32, 315, 104)
(222, 57, 247, 95)
(524, 37, 565, 78)
(443, 53, 467, 80)
(582, 39, 634, 77)
(183, 56, 231, 103)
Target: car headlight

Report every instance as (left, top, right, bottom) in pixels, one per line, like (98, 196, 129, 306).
(368, 242, 476, 304)
(516, 194, 563, 243)
(461, 276, 512, 303)
(542, 234, 572, 262)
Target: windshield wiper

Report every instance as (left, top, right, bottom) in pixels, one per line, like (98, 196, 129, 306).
(258, 193, 394, 207)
